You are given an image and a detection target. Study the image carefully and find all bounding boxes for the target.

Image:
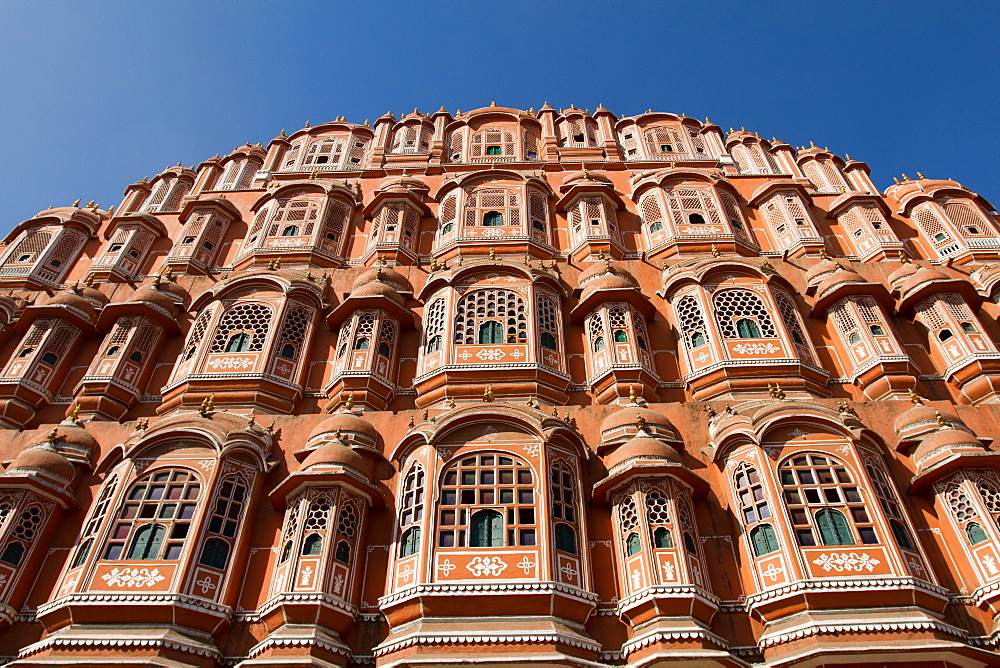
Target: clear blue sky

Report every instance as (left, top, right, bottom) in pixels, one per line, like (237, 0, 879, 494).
(1, 1, 998, 234)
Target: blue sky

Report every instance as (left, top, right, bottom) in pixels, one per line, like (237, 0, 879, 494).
(1, 1, 997, 234)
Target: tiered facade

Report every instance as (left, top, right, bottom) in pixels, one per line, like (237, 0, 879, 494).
(0, 103, 999, 666)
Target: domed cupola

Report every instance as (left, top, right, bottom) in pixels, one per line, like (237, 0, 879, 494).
(909, 422, 997, 492)
(895, 390, 965, 449)
(599, 405, 680, 448)
(1, 425, 87, 507)
(804, 252, 840, 294)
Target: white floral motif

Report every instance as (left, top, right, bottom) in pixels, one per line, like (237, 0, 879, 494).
(661, 561, 675, 581)
(789, 428, 807, 437)
(101, 567, 165, 588)
(195, 576, 216, 594)
(560, 563, 578, 580)
(523, 443, 540, 457)
(509, 349, 524, 360)
(299, 566, 314, 586)
(399, 563, 416, 582)
(467, 556, 507, 577)
(731, 342, 780, 355)
(695, 352, 709, 363)
(761, 563, 783, 581)
(476, 349, 506, 361)
(517, 556, 536, 575)
(333, 574, 344, 594)
(630, 568, 642, 589)
(437, 559, 456, 577)
(982, 554, 999, 576)
(266, 238, 307, 247)
(198, 460, 214, 471)
(207, 356, 255, 370)
(59, 576, 77, 594)
(812, 552, 881, 573)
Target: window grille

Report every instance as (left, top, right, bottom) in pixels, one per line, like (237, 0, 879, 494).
(210, 303, 273, 353)
(664, 188, 723, 228)
(942, 294, 973, 321)
(865, 460, 913, 548)
(269, 199, 321, 237)
(687, 127, 707, 156)
(453, 289, 527, 345)
(424, 298, 446, 352)
(281, 143, 302, 171)
(643, 126, 684, 155)
(718, 191, 747, 236)
(399, 463, 425, 529)
(780, 454, 876, 547)
(447, 130, 464, 162)
(914, 298, 947, 330)
(72, 474, 119, 568)
(550, 460, 578, 554)
(734, 463, 772, 526)
(302, 138, 344, 168)
(337, 501, 358, 541)
(4, 230, 52, 265)
(536, 294, 559, 351)
(713, 290, 777, 339)
(131, 324, 159, 363)
(945, 485, 976, 522)
(322, 200, 352, 250)
(438, 453, 535, 548)
(24, 320, 53, 347)
(470, 127, 515, 159)
(278, 499, 301, 563)
(775, 292, 812, 359)
(37, 232, 85, 281)
(943, 201, 993, 236)
(0, 505, 44, 566)
(464, 187, 520, 228)
(585, 310, 606, 354)
(105, 469, 200, 560)
(305, 496, 331, 532)
(912, 206, 952, 246)
(199, 474, 247, 569)
(143, 178, 173, 212)
(645, 488, 672, 547)
(218, 160, 242, 190)
(640, 194, 665, 233)
(528, 190, 548, 231)
(523, 129, 539, 158)
(276, 306, 311, 360)
(378, 319, 397, 358)
(975, 473, 1000, 527)
(346, 136, 370, 166)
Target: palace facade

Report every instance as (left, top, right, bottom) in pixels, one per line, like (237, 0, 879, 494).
(0, 103, 999, 666)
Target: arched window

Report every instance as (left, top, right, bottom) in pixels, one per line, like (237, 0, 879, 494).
(483, 211, 503, 226)
(626, 532, 641, 556)
(555, 524, 577, 554)
(400, 527, 420, 557)
(593, 336, 605, 352)
(470, 509, 504, 547)
(438, 453, 535, 548)
(41, 352, 58, 365)
(478, 321, 503, 344)
(0, 505, 43, 566)
(302, 533, 323, 555)
(865, 461, 913, 550)
(714, 290, 777, 339)
(423, 298, 446, 355)
(780, 454, 876, 547)
(335, 540, 351, 563)
(454, 289, 527, 345)
(105, 469, 200, 561)
(540, 332, 556, 349)
(618, 493, 640, 556)
(966, 522, 988, 545)
(551, 460, 579, 555)
(750, 524, 778, 556)
(653, 526, 672, 548)
(613, 329, 628, 343)
(734, 463, 772, 525)
(199, 537, 230, 569)
(0, 542, 25, 566)
(354, 337, 370, 350)
(281, 225, 300, 237)
(210, 303, 273, 354)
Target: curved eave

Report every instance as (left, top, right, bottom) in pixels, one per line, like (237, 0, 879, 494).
(570, 286, 656, 324)
(554, 183, 627, 211)
(417, 263, 568, 301)
(812, 280, 893, 316)
(249, 181, 359, 212)
(14, 303, 97, 336)
(5, 209, 102, 243)
(592, 460, 708, 503)
(0, 473, 77, 508)
(895, 278, 983, 315)
(98, 299, 181, 334)
(747, 180, 811, 207)
(326, 294, 416, 329)
(910, 450, 1000, 494)
(362, 189, 431, 217)
(827, 193, 892, 219)
(104, 213, 169, 240)
(269, 468, 386, 509)
(179, 197, 242, 223)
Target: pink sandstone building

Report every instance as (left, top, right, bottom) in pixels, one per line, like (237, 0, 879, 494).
(0, 102, 998, 666)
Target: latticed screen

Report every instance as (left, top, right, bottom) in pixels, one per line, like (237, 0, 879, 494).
(470, 127, 516, 159)
(210, 303, 273, 353)
(424, 298, 446, 353)
(779, 454, 876, 547)
(536, 294, 559, 351)
(438, 453, 536, 548)
(865, 460, 913, 549)
(454, 289, 527, 345)
(943, 201, 993, 236)
(664, 188, 723, 227)
(276, 306, 311, 360)
(5, 230, 52, 264)
(269, 199, 320, 237)
(713, 289, 777, 339)
(105, 469, 200, 560)
(675, 295, 709, 348)
(643, 126, 684, 155)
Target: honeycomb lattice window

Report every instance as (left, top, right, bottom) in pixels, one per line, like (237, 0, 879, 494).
(675, 294, 709, 348)
(913, 206, 952, 246)
(210, 303, 273, 353)
(618, 492, 639, 534)
(536, 294, 559, 351)
(1, 504, 45, 565)
(453, 289, 527, 345)
(276, 306, 311, 360)
(337, 501, 358, 539)
(645, 490, 671, 525)
(975, 473, 1000, 526)
(775, 292, 812, 358)
(305, 496, 331, 531)
(378, 319, 397, 356)
(640, 195, 665, 233)
(278, 499, 301, 562)
(946, 485, 976, 522)
(585, 310, 606, 352)
(713, 289, 777, 339)
(780, 453, 876, 547)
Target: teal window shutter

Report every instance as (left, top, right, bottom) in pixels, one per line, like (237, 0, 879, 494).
(736, 318, 761, 338)
(966, 522, 988, 545)
(653, 527, 673, 549)
(750, 524, 778, 556)
(127, 523, 165, 560)
(816, 508, 854, 546)
(626, 532, 641, 556)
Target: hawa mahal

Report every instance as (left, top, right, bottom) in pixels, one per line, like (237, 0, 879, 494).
(0, 103, 998, 666)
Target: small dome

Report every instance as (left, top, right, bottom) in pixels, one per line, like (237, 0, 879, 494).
(805, 258, 839, 286)
(815, 266, 866, 297)
(601, 406, 676, 442)
(605, 436, 681, 470)
(887, 260, 921, 285)
(914, 427, 983, 465)
(579, 272, 636, 302)
(6, 444, 75, 481)
(129, 287, 178, 312)
(308, 412, 378, 444)
(350, 280, 405, 305)
(897, 266, 951, 294)
(894, 402, 960, 436)
(55, 422, 98, 452)
(579, 261, 635, 287)
(353, 266, 412, 294)
(47, 290, 98, 319)
(300, 441, 369, 477)
(78, 285, 109, 307)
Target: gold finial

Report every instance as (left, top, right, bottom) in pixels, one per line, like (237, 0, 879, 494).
(162, 267, 172, 281)
(725, 403, 735, 414)
(345, 391, 355, 410)
(598, 250, 606, 261)
(761, 259, 774, 271)
(447, 396, 456, 409)
(267, 420, 275, 434)
(809, 141, 816, 148)
(375, 265, 383, 280)
(662, 260, 668, 271)
(635, 413, 647, 431)
(199, 394, 215, 416)
(69, 403, 81, 421)
(711, 244, 720, 257)
(935, 409, 947, 428)
(704, 404, 717, 417)
(310, 170, 318, 179)
(86, 200, 95, 208)
(489, 247, 496, 260)
(902, 173, 910, 181)
(834, 260, 844, 270)
(274, 258, 281, 269)
(564, 411, 572, 424)
(247, 409, 256, 428)
(629, 385, 637, 404)
(84, 274, 95, 287)
(46, 428, 58, 444)
(422, 409, 429, 422)
(552, 406, 559, 417)
(279, 129, 286, 136)
(527, 395, 535, 407)
(604, 259, 613, 274)
(917, 172, 926, 180)
(818, 248, 828, 261)
(379, 253, 387, 266)
(893, 176, 901, 184)
(838, 400, 856, 416)
(72, 199, 81, 207)
(364, 119, 370, 127)
(137, 417, 149, 430)
(304, 121, 310, 128)
(429, 258, 440, 272)
(408, 414, 415, 428)
(490, 100, 497, 107)
(152, 274, 161, 288)
(483, 385, 495, 403)
(898, 251, 911, 264)
(528, 107, 535, 116)
(845, 153, 852, 161)
(774, 384, 786, 400)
